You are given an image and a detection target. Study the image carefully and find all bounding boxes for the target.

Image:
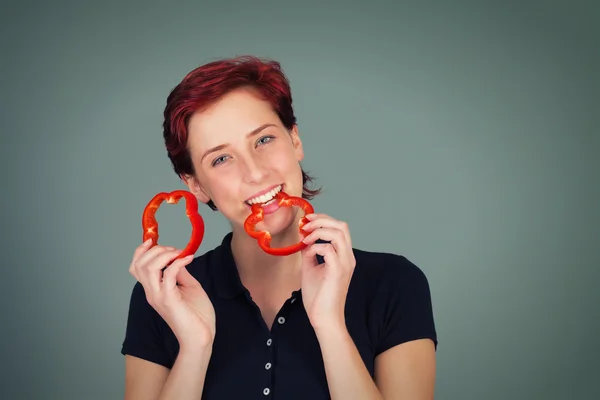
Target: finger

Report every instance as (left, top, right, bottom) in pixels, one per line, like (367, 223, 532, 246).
(134, 244, 176, 270)
(132, 245, 177, 283)
(131, 244, 170, 284)
(304, 213, 342, 225)
(131, 239, 154, 264)
(152, 248, 185, 285)
(129, 239, 154, 278)
(303, 217, 351, 244)
(300, 244, 320, 268)
(302, 227, 347, 252)
(162, 256, 192, 291)
(305, 213, 332, 221)
(141, 249, 183, 294)
(302, 242, 338, 267)
(176, 258, 201, 288)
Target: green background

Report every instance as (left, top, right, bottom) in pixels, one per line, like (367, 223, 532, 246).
(2, 0, 598, 398)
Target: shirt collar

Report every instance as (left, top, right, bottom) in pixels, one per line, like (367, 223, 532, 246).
(212, 231, 327, 299)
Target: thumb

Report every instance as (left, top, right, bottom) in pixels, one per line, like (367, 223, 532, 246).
(301, 244, 320, 269)
(175, 259, 200, 287)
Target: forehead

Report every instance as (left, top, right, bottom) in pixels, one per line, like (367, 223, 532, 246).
(187, 88, 281, 151)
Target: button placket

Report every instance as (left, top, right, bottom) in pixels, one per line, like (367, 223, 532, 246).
(264, 303, 292, 397)
(262, 335, 274, 396)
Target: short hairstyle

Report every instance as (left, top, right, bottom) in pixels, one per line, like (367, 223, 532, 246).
(162, 55, 321, 210)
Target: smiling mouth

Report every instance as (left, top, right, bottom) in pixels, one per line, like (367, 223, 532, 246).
(245, 184, 283, 206)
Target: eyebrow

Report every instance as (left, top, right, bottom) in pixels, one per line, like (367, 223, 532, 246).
(200, 123, 276, 163)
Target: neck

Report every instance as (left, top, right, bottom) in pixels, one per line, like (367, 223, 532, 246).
(230, 216, 304, 291)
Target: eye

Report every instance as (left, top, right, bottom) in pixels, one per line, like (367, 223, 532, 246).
(211, 155, 229, 167)
(256, 135, 275, 146)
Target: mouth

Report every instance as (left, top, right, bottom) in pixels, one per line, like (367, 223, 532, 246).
(245, 184, 283, 207)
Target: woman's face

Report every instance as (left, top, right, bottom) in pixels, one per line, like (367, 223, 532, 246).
(185, 87, 305, 234)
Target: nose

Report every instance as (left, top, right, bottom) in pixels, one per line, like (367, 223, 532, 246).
(240, 154, 267, 184)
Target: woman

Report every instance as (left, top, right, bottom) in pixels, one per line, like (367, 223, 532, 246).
(121, 55, 438, 399)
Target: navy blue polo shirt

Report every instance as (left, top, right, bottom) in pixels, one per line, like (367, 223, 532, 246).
(121, 232, 437, 399)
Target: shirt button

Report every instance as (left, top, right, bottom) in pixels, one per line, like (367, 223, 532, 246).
(265, 362, 272, 370)
(263, 388, 270, 395)
(277, 316, 286, 324)
(266, 338, 272, 346)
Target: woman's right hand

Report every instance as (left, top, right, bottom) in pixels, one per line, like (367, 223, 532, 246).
(129, 239, 216, 350)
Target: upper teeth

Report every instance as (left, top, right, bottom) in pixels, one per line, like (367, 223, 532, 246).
(247, 185, 282, 205)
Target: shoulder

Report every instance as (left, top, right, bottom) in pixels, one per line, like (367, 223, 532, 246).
(352, 247, 431, 293)
(350, 247, 438, 354)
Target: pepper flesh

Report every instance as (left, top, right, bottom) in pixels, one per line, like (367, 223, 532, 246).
(244, 191, 314, 256)
(142, 190, 205, 260)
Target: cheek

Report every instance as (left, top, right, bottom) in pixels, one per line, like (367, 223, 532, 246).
(270, 147, 299, 170)
(271, 151, 303, 189)
(209, 175, 239, 200)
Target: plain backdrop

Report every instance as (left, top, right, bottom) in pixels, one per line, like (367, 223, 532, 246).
(1, 0, 598, 399)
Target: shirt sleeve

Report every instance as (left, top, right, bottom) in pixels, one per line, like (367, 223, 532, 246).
(372, 255, 438, 356)
(120, 281, 173, 369)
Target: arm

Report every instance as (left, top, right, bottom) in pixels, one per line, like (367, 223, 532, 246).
(122, 243, 217, 399)
(315, 325, 437, 400)
(124, 356, 169, 400)
(158, 345, 212, 400)
(124, 344, 212, 400)
(315, 323, 384, 400)
(370, 255, 438, 399)
(374, 339, 436, 400)
(300, 215, 437, 399)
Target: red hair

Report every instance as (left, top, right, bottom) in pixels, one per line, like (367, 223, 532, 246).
(162, 55, 321, 210)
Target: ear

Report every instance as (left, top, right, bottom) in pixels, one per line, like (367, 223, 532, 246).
(180, 174, 212, 204)
(289, 125, 304, 162)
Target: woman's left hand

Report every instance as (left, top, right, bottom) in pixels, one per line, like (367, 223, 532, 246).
(300, 213, 356, 331)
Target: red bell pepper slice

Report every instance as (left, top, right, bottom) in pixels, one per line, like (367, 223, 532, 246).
(142, 190, 205, 260)
(244, 191, 314, 256)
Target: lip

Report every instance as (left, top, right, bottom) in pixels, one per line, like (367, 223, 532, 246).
(244, 183, 283, 204)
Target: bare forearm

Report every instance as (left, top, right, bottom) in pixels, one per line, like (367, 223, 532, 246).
(158, 344, 212, 400)
(315, 324, 383, 400)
